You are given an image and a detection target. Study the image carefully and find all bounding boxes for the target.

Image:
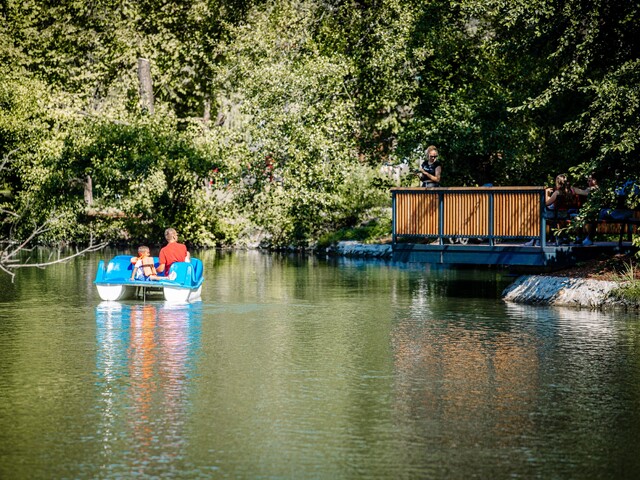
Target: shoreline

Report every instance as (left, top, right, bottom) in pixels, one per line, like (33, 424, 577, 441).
(325, 241, 639, 310)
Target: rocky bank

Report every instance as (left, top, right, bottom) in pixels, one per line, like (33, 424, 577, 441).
(501, 275, 623, 309)
(326, 241, 637, 310)
(325, 241, 393, 259)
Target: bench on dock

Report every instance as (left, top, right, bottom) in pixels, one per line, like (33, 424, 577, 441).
(544, 205, 640, 247)
(596, 211, 640, 247)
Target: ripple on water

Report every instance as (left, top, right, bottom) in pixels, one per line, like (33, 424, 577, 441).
(2, 252, 640, 479)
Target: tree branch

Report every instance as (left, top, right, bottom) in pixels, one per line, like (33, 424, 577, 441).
(1, 148, 19, 170)
(4, 219, 54, 261)
(7, 240, 108, 270)
(0, 262, 15, 282)
(1, 191, 109, 281)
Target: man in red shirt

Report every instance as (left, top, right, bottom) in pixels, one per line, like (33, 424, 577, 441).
(157, 228, 189, 277)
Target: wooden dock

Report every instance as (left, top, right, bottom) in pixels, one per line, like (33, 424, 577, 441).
(391, 186, 634, 268)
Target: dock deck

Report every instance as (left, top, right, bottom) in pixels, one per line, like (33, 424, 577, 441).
(392, 240, 628, 268)
(391, 186, 636, 268)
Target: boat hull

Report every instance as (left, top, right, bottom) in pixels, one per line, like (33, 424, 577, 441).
(163, 284, 202, 302)
(96, 284, 136, 301)
(94, 255, 204, 303)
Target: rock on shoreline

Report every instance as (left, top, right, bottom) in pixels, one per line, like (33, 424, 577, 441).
(501, 275, 622, 309)
(326, 241, 637, 310)
(326, 241, 392, 258)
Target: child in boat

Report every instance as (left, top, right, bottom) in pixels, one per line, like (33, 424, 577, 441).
(130, 246, 161, 281)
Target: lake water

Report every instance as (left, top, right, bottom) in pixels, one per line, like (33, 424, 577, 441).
(1, 249, 639, 479)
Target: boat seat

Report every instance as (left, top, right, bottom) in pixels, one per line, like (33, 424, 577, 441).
(168, 258, 203, 288)
(104, 255, 138, 282)
(190, 258, 203, 282)
(101, 255, 161, 282)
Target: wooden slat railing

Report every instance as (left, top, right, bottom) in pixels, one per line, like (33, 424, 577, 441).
(391, 187, 546, 246)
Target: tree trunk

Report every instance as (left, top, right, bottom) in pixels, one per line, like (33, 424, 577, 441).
(84, 175, 93, 205)
(203, 96, 211, 124)
(137, 58, 154, 115)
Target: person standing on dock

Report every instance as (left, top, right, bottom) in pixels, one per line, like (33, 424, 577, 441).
(417, 145, 442, 187)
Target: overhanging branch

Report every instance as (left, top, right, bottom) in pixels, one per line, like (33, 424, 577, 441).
(8, 240, 108, 270)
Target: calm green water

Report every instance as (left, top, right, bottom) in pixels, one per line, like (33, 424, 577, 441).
(1, 250, 640, 479)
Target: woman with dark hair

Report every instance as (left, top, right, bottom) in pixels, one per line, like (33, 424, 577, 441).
(546, 174, 592, 209)
(527, 174, 591, 246)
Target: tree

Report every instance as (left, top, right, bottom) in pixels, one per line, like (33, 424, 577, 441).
(2, 0, 638, 250)
(487, 0, 640, 183)
(209, 0, 387, 245)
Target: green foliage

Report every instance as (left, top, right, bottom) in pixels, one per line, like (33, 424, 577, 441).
(237, 161, 388, 247)
(0, 67, 71, 241)
(2, 0, 639, 250)
(6, 105, 232, 246)
(62, 117, 230, 246)
(207, 0, 391, 246)
(317, 212, 392, 250)
(495, 0, 640, 183)
(0, 69, 46, 155)
(611, 262, 640, 303)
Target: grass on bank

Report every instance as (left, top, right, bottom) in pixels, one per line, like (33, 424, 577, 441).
(316, 216, 392, 250)
(611, 261, 640, 303)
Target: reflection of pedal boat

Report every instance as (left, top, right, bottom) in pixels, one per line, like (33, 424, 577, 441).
(94, 255, 204, 302)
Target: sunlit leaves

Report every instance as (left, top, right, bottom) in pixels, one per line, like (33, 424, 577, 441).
(2, 0, 639, 248)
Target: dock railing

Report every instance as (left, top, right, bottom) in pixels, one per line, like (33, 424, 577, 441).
(391, 186, 547, 247)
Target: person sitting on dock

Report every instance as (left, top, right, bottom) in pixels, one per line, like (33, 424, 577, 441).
(156, 228, 189, 278)
(130, 246, 161, 281)
(544, 174, 591, 244)
(584, 173, 599, 194)
(545, 174, 583, 211)
(525, 174, 597, 247)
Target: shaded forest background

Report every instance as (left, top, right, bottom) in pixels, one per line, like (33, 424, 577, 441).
(1, 0, 639, 250)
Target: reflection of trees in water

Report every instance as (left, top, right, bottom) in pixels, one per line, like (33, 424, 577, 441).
(408, 273, 509, 303)
(390, 308, 540, 452)
(507, 301, 640, 403)
(505, 302, 640, 469)
(95, 302, 128, 460)
(391, 301, 640, 469)
(128, 304, 158, 460)
(95, 302, 201, 475)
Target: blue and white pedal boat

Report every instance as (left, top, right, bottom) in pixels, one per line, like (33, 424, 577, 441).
(94, 255, 204, 302)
